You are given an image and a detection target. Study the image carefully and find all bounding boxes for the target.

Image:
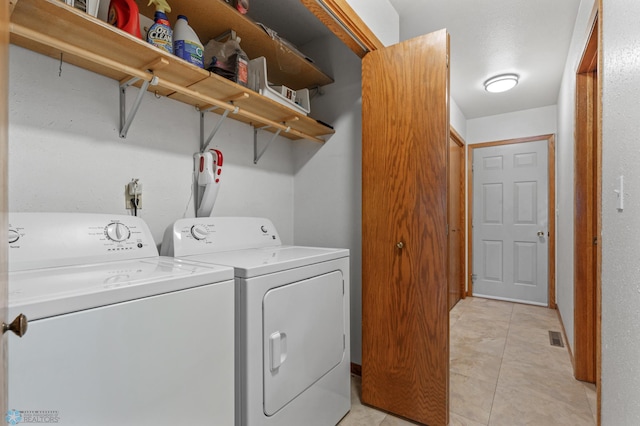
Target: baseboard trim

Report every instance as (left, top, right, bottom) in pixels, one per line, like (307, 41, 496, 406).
(350, 362, 361, 376)
(556, 309, 575, 369)
(472, 293, 548, 307)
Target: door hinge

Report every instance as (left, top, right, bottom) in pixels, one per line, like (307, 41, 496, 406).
(446, 223, 449, 236)
(471, 274, 477, 282)
(593, 237, 598, 245)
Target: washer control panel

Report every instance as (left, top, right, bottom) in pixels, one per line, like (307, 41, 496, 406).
(8, 213, 158, 272)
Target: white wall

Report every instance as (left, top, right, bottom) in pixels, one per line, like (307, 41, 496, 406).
(293, 34, 363, 364)
(347, 0, 399, 47)
(555, 0, 597, 357)
(8, 46, 296, 246)
(450, 97, 467, 139)
(601, 0, 640, 423)
(466, 105, 557, 145)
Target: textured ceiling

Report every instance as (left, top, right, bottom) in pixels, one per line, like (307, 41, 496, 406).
(249, 0, 582, 120)
(387, 0, 582, 118)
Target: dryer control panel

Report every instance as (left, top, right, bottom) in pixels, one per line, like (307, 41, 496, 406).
(8, 213, 158, 272)
(162, 217, 281, 257)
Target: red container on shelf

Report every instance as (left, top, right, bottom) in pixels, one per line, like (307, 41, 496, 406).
(107, 0, 142, 39)
(234, 0, 248, 14)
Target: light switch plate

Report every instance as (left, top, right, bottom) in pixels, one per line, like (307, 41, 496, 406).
(616, 175, 624, 211)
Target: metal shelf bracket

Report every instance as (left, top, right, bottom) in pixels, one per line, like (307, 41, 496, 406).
(254, 124, 290, 164)
(199, 105, 239, 152)
(119, 75, 158, 138)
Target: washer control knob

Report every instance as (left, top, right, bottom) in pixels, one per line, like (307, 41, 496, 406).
(261, 225, 268, 233)
(105, 223, 131, 242)
(8, 229, 20, 244)
(191, 225, 209, 240)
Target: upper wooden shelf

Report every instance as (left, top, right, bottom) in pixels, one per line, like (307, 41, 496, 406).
(8, 0, 335, 142)
(136, 0, 334, 91)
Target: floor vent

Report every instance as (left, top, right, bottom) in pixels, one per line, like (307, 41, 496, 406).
(549, 331, 564, 347)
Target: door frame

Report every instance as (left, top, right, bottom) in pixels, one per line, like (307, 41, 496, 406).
(298, 0, 384, 57)
(450, 127, 466, 304)
(573, 5, 600, 397)
(1, 0, 9, 417)
(467, 134, 556, 308)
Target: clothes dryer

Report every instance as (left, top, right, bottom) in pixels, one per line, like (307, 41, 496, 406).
(7, 212, 235, 425)
(162, 217, 350, 426)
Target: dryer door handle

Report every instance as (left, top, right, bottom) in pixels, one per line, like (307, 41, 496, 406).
(269, 331, 288, 371)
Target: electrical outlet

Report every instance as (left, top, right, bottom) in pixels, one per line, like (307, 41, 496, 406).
(127, 179, 143, 195)
(126, 195, 143, 209)
(124, 185, 143, 209)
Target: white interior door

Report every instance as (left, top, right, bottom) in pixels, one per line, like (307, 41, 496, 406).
(472, 140, 549, 305)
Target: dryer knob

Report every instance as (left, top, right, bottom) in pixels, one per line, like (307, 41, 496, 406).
(105, 223, 131, 242)
(191, 225, 209, 240)
(8, 229, 20, 244)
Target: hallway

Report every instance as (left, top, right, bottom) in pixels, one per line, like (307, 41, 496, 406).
(340, 297, 596, 425)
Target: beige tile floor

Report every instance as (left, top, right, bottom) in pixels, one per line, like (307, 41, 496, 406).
(339, 296, 597, 426)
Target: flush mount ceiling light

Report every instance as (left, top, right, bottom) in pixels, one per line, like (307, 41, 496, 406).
(484, 74, 519, 93)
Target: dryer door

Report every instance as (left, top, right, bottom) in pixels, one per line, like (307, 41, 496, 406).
(262, 270, 345, 416)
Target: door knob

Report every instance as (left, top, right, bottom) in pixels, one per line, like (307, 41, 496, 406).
(537, 231, 545, 237)
(2, 314, 28, 338)
(396, 242, 404, 249)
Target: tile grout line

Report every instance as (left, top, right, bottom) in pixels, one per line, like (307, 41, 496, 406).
(485, 303, 514, 426)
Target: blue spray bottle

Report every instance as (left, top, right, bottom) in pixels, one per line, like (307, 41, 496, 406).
(147, 0, 173, 54)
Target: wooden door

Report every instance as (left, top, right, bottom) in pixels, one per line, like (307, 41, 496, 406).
(1, 0, 10, 417)
(448, 134, 464, 310)
(362, 29, 449, 426)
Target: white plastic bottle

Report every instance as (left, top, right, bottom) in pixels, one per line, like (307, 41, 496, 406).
(173, 15, 204, 68)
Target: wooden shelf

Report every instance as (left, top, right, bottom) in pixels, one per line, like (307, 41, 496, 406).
(9, 0, 334, 143)
(136, 0, 334, 91)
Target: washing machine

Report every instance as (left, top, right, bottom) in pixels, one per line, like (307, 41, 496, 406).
(7, 212, 235, 426)
(161, 217, 350, 426)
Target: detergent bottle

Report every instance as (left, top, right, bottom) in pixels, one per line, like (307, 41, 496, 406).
(173, 15, 204, 68)
(107, 0, 142, 39)
(147, 0, 173, 54)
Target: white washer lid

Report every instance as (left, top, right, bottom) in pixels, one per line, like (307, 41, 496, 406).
(182, 245, 349, 278)
(9, 257, 234, 321)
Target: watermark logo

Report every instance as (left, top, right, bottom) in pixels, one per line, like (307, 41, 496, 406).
(5, 410, 60, 424)
(5, 410, 22, 425)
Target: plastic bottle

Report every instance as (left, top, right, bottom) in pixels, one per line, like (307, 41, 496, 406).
(173, 15, 205, 68)
(146, 0, 173, 54)
(107, 0, 142, 39)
